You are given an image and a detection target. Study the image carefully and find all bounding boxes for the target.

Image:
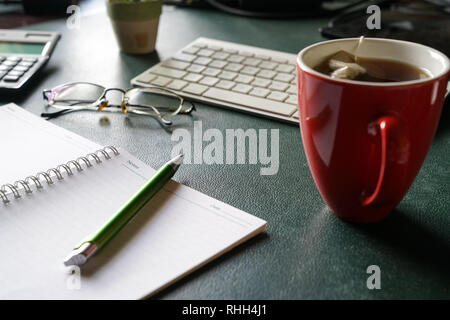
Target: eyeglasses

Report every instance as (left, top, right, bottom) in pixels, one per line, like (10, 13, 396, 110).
(42, 82, 195, 125)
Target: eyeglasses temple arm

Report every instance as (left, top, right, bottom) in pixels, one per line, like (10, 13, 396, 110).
(43, 89, 52, 101)
(179, 101, 196, 114)
(41, 109, 74, 120)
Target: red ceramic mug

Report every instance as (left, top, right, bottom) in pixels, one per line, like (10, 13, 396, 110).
(296, 38, 450, 223)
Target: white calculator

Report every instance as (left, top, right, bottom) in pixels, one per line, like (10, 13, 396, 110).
(0, 29, 60, 91)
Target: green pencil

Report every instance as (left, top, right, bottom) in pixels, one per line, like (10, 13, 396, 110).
(63, 154, 184, 267)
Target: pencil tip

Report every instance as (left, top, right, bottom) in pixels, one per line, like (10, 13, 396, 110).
(63, 242, 97, 267)
(169, 154, 184, 170)
(64, 252, 86, 267)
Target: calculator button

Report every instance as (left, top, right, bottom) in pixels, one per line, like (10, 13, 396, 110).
(0, 65, 11, 71)
(12, 66, 29, 72)
(6, 56, 21, 62)
(7, 70, 24, 77)
(22, 57, 38, 63)
(2, 60, 18, 66)
(3, 75, 20, 82)
(18, 61, 34, 68)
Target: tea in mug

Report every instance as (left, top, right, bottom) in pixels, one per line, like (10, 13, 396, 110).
(314, 50, 430, 82)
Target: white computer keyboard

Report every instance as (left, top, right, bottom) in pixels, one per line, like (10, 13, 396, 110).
(131, 37, 299, 124)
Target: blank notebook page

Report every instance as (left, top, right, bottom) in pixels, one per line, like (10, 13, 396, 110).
(0, 104, 266, 299)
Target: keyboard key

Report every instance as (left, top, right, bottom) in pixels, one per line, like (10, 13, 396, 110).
(232, 83, 252, 94)
(193, 42, 207, 48)
(202, 67, 221, 77)
(186, 64, 205, 73)
(173, 52, 197, 62)
(271, 56, 288, 63)
(135, 72, 156, 83)
(285, 95, 298, 105)
(224, 63, 243, 72)
(241, 66, 259, 76)
(259, 61, 277, 70)
(249, 87, 270, 98)
(150, 66, 187, 79)
(257, 69, 277, 79)
(286, 84, 297, 94)
(197, 49, 215, 57)
(183, 73, 203, 82)
(243, 58, 262, 67)
(267, 91, 288, 102)
(0, 56, 5, 62)
(167, 79, 188, 91)
(251, 77, 271, 88)
(204, 88, 296, 116)
(207, 45, 222, 51)
(0, 71, 6, 80)
(182, 46, 199, 55)
(274, 73, 295, 83)
(235, 74, 254, 84)
(209, 60, 227, 69)
(255, 53, 270, 60)
(239, 51, 253, 57)
(276, 64, 295, 73)
(292, 111, 299, 119)
(162, 59, 190, 70)
(211, 52, 229, 60)
(151, 76, 172, 86)
(227, 55, 245, 63)
(269, 81, 289, 92)
(215, 80, 235, 90)
(3, 75, 20, 82)
(199, 76, 220, 86)
(194, 57, 212, 65)
(223, 48, 238, 54)
(218, 71, 237, 80)
(182, 83, 208, 95)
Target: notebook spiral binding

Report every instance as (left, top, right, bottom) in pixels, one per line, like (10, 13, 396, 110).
(0, 146, 120, 205)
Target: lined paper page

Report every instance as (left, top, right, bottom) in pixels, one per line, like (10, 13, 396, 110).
(0, 104, 266, 299)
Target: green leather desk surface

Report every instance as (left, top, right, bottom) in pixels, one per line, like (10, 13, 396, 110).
(1, 6, 449, 299)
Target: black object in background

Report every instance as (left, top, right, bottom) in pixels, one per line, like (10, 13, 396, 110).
(22, 0, 78, 15)
(321, 0, 450, 57)
(163, 0, 375, 18)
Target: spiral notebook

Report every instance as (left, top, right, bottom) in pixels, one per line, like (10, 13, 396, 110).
(0, 103, 266, 299)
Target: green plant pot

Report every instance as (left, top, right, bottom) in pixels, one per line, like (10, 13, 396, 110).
(106, 0, 162, 54)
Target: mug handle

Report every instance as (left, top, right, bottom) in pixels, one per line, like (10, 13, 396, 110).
(362, 115, 410, 207)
